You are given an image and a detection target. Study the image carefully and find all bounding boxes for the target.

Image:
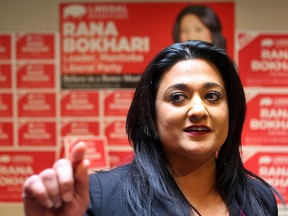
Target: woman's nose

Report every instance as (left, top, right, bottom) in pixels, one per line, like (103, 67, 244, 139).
(187, 97, 208, 122)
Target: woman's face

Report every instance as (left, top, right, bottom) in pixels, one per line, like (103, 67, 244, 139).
(155, 59, 228, 163)
(179, 14, 212, 43)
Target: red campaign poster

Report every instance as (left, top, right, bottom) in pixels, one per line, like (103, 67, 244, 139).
(104, 119, 129, 146)
(238, 32, 288, 87)
(59, 121, 100, 159)
(0, 34, 12, 60)
(109, 150, 133, 168)
(17, 92, 56, 117)
(16, 33, 55, 60)
(59, 2, 234, 89)
(61, 91, 99, 117)
(242, 90, 288, 146)
(0, 64, 12, 88)
(104, 89, 134, 116)
(0, 93, 13, 117)
(16, 62, 55, 88)
(18, 120, 56, 146)
(61, 120, 100, 137)
(243, 148, 288, 204)
(64, 136, 110, 169)
(0, 151, 55, 202)
(0, 122, 13, 146)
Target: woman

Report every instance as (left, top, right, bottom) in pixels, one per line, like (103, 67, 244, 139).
(23, 40, 282, 216)
(173, 5, 227, 50)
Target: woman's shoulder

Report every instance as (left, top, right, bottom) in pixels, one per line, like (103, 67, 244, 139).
(89, 163, 132, 187)
(91, 163, 132, 177)
(86, 164, 133, 216)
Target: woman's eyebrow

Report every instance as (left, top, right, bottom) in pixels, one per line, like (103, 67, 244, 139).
(165, 82, 225, 92)
(165, 83, 189, 92)
(204, 82, 225, 91)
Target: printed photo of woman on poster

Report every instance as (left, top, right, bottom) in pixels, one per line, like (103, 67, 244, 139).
(172, 5, 227, 50)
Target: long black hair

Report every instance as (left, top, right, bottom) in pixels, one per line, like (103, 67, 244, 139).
(173, 5, 227, 50)
(125, 40, 282, 215)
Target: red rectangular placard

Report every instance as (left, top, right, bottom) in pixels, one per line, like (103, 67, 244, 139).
(64, 136, 110, 170)
(61, 91, 99, 117)
(16, 62, 55, 88)
(243, 147, 288, 204)
(18, 120, 57, 147)
(16, 33, 55, 60)
(59, 2, 234, 88)
(238, 32, 288, 87)
(0, 151, 56, 202)
(17, 92, 56, 117)
(242, 89, 288, 146)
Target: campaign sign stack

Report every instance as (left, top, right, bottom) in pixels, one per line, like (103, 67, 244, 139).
(237, 32, 288, 208)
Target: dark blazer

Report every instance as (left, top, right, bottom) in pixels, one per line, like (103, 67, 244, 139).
(85, 164, 278, 216)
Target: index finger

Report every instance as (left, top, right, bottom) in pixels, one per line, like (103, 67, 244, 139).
(70, 141, 87, 168)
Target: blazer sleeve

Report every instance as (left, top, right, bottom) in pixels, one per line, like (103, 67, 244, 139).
(85, 173, 103, 216)
(84, 166, 130, 216)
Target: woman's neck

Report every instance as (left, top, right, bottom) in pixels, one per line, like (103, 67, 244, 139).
(168, 158, 229, 216)
(170, 157, 217, 198)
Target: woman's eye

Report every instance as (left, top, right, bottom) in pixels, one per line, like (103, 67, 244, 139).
(170, 93, 187, 103)
(205, 91, 221, 103)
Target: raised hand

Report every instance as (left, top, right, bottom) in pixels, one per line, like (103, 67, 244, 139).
(22, 142, 90, 216)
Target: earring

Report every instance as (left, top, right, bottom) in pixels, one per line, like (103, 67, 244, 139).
(215, 149, 219, 159)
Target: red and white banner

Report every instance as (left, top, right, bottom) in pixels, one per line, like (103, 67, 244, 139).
(61, 120, 100, 137)
(104, 119, 129, 147)
(18, 120, 57, 147)
(59, 2, 234, 89)
(16, 33, 55, 60)
(60, 91, 99, 117)
(0, 151, 55, 202)
(238, 32, 288, 87)
(243, 147, 288, 204)
(16, 62, 56, 88)
(242, 89, 288, 146)
(104, 89, 134, 116)
(17, 92, 56, 117)
(64, 136, 110, 170)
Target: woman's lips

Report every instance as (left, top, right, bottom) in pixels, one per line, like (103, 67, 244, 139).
(184, 125, 211, 136)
